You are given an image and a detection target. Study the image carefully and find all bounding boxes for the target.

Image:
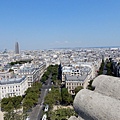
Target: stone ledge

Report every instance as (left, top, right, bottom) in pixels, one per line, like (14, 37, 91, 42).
(92, 75, 120, 100)
(69, 75, 120, 120)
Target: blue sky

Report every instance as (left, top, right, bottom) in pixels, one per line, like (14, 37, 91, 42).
(0, 0, 120, 50)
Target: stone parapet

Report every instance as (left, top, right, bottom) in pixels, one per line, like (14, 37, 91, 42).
(92, 75, 120, 100)
(70, 75, 120, 120)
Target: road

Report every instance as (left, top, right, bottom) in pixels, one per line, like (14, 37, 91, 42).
(29, 75, 52, 120)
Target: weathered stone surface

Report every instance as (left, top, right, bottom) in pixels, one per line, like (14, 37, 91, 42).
(73, 89, 120, 120)
(92, 75, 120, 100)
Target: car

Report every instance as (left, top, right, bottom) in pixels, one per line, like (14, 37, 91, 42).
(42, 114, 47, 120)
(51, 82, 53, 85)
(26, 116, 30, 120)
(44, 104, 49, 112)
(48, 88, 51, 91)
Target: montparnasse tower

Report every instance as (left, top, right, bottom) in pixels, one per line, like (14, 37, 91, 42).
(15, 42, 19, 54)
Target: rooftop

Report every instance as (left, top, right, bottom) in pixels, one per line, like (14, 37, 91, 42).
(65, 74, 87, 81)
(0, 76, 26, 85)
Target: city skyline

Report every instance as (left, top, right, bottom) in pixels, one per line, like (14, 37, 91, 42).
(0, 0, 120, 50)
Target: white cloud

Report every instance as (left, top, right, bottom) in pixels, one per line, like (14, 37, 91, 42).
(50, 40, 82, 48)
(53, 40, 70, 45)
(64, 40, 69, 43)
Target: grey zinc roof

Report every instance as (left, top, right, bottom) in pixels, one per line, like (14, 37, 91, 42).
(0, 76, 26, 85)
(20, 67, 35, 73)
(65, 74, 87, 81)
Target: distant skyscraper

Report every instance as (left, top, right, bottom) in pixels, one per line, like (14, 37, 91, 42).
(15, 42, 19, 54)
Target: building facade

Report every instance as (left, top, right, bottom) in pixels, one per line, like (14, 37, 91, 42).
(0, 76, 28, 99)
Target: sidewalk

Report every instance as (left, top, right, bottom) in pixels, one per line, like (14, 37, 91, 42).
(0, 111, 3, 120)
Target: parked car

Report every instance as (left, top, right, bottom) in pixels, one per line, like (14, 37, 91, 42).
(49, 88, 51, 92)
(42, 114, 47, 120)
(26, 116, 30, 120)
(44, 104, 49, 112)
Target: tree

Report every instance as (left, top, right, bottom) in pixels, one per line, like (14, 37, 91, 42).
(48, 108, 77, 120)
(23, 81, 42, 114)
(23, 99, 34, 112)
(44, 87, 62, 109)
(9, 69, 14, 72)
(1, 97, 14, 112)
(41, 76, 47, 83)
(4, 111, 22, 120)
(61, 88, 73, 105)
(98, 59, 105, 75)
(106, 61, 113, 76)
(87, 80, 95, 90)
(12, 96, 22, 110)
(74, 86, 83, 95)
(5, 101, 14, 112)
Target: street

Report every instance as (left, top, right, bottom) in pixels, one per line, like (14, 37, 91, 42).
(29, 75, 52, 120)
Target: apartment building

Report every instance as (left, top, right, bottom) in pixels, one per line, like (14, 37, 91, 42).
(62, 66, 72, 83)
(0, 70, 14, 80)
(62, 63, 93, 94)
(19, 63, 46, 87)
(65, 75, 86, 95)
(0, 76, 28, 99)
(65, 66, 92, 95)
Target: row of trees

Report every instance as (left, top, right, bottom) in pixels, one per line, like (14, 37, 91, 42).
(1, 82, 42, 120)
(88, 58, 113, 92)
(48, 108, 77, 120)
(41, 64, 59, 84)
(98, 58, 114, 76)
(106, 59, 113, 75)
(61, 88, 73, 105)
(23, 82, 42, 113)
(44, 87, 74, 109)
(98, 59, 105, 75)
(9, 59, 32, 66)
(87, 80, 94, 91)
(42, 64, 78, 119)
(44, 87, 62, 109)
(1, 96, 23, 120)
(74, 86, 83, 94)
(41, 70, 50, 83)
(43, 64, 74, 106)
